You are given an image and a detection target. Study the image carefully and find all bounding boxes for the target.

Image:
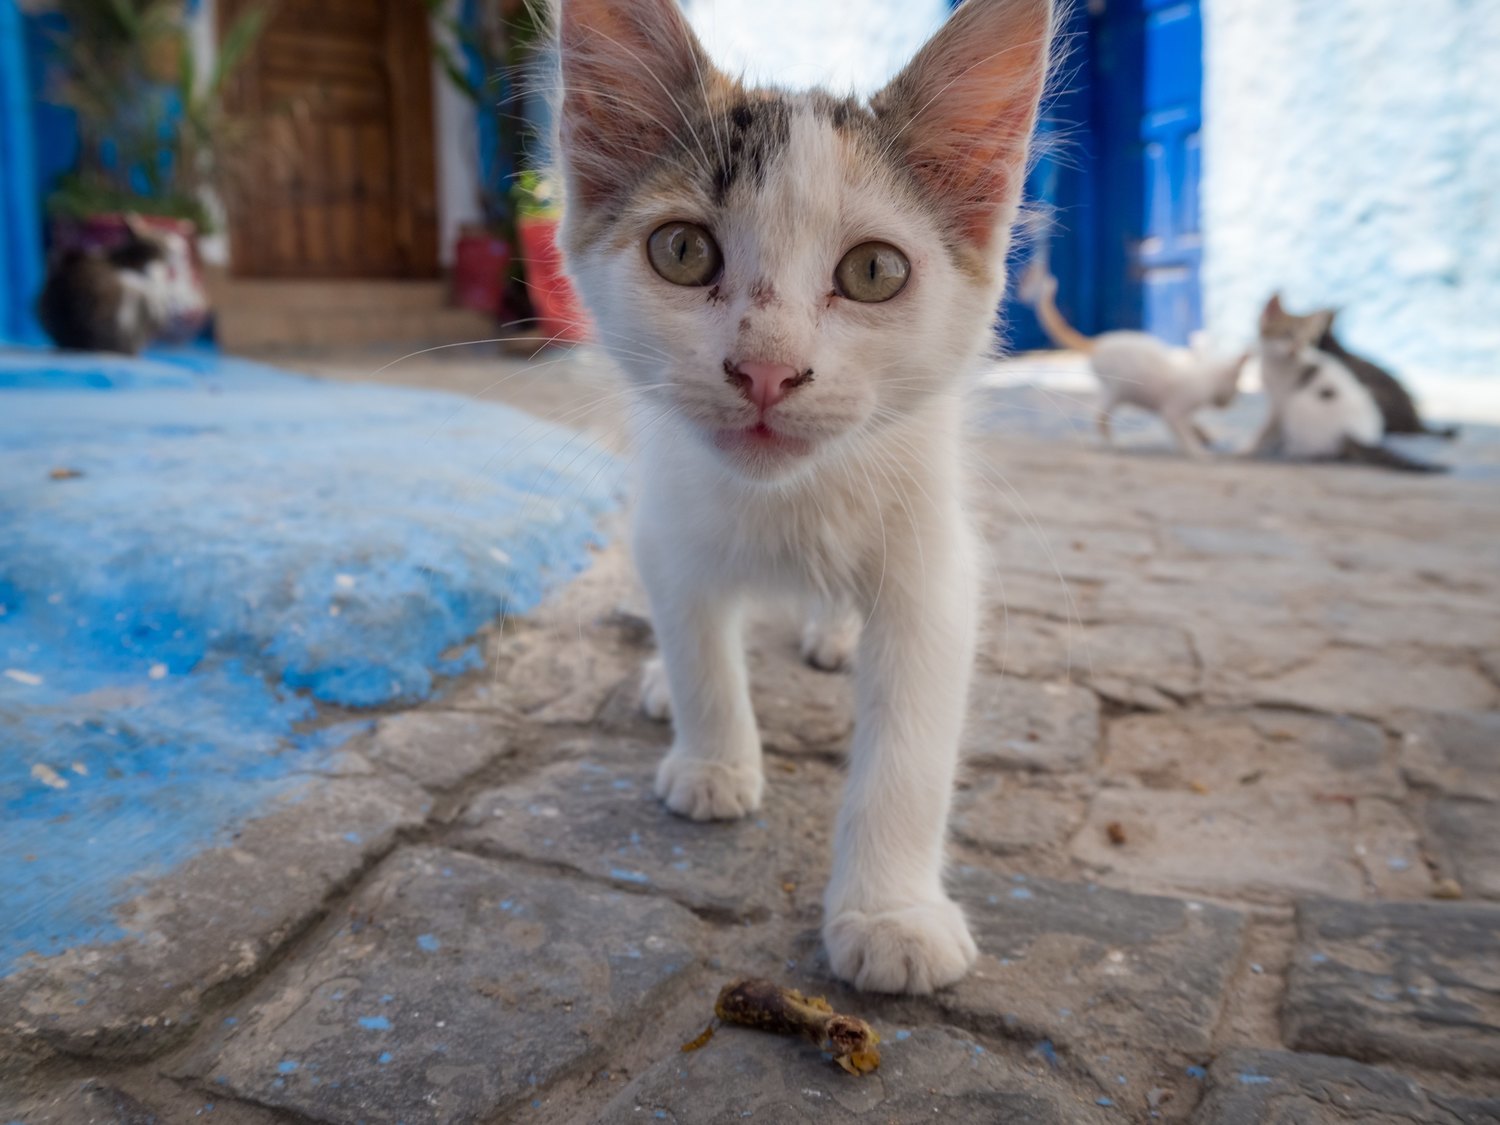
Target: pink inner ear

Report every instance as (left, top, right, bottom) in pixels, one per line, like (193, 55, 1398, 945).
(558, 0, 716, 208)
(879, 0, 1053, 248)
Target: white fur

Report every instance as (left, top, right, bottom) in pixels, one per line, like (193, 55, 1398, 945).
(1089, 332, 1246, 456)
(1258, 345, 1382, 458)
(556, 0, 1053, 994)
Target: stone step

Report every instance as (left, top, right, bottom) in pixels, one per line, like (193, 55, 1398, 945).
(207, 275, 501, 352)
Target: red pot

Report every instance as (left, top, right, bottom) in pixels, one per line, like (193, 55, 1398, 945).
(50, 213, 210, 344)
(451, 227, 511, 317)
(517, 213, 589, 344)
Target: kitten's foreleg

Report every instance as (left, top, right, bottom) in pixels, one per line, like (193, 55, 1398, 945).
(636, 535, 763, 821)
(1096, 404, 1114, 443)
(823, 516, 979, 994)
(1164, 409, 1210, 458)
(800, 598, 860, 672)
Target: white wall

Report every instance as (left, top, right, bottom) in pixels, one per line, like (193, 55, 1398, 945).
(684, 0, 949, 95)
(1202, 0, 1500, 381)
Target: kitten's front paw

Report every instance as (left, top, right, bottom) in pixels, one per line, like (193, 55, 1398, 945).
(640, 656, 672, 721)
(824, 897, 978, 994)
(654, 752, 762, 821)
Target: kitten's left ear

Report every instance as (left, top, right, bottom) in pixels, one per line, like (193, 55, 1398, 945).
(556, 0, 719, 210)
(873, 0, 1055, 249)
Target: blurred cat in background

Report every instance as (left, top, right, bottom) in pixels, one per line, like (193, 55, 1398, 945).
(1254, 295, 1443, 472)
(1259, 293, 1457, 441)
(37, 217, 206, 355)
(1019, 259, 1249, 456)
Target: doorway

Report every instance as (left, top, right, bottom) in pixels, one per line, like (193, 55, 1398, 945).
(222, 0, 440, 279)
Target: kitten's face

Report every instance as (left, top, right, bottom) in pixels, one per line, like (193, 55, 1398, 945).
(566, 100, 1000, 480)
(556, 0, 1054, 483)
(1259, 294, 1333, 362)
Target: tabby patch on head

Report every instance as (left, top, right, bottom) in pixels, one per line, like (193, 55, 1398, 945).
(555, 0, 1054, 481)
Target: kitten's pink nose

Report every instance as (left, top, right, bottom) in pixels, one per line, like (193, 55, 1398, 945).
(725, 359, 810, 411)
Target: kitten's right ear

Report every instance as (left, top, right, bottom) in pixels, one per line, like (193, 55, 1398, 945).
(873, 0, 1055, 250)
(1260, 292, 1285, 329)
(556, 0, 719, 209)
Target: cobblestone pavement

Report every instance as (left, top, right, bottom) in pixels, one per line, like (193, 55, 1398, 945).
(3, 351, 1499, 1123)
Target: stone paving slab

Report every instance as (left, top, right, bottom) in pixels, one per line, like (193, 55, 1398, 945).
(1283, 899, 1500, 1078)
(1103, 709, 1400, 799)
(1425, 798, 1500, 901)
(1244, 646, 1496, 721)
(1072, 789, 1369, 901)
(1398, 710, 1500, 801)
(950, 772, 1086, 859)
(939, 867, 1245, 1056)
(962, 676, 1102, 772)
(360, 710, 517, 791)
(0, 773, 429, 1063)
(185, 847, 704, 1125)
(450, 749, 838, 921)
(1191, 1048, 1500, 1124)
(590, 1024, 1111, 1124)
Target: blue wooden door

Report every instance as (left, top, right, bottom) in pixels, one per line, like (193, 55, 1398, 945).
(1135, 0, 1203, 344)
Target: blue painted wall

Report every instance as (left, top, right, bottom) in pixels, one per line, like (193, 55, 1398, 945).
(0, 0, 45, 344)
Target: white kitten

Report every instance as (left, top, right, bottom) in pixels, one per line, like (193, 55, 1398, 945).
(1020, 262, 1248, 456)
(554, 0, 1056, 992)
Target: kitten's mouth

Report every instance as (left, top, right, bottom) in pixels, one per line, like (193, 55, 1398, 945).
(712, 421, 813, 461)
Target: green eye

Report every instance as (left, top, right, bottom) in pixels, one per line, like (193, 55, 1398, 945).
(647, 222, 722, 286)
(835, 241, 910, 303)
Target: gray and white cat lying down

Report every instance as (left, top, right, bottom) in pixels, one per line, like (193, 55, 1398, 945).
(1254, 295, 1445, 473)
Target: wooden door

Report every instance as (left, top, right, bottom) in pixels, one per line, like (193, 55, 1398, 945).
(223, 0, 439, 279)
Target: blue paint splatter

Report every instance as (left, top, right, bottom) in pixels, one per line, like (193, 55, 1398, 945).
(1185, 1065, 1207, 1080)
(1009, 887, 1034, 901)
(1096, 1097, 1114, 1107)
(1035, 1040, 1060, 1069)
(0, 350, 621, 976)
(380, 994, 394, 1003)
(358, 1016, 391, 1031)
(378, 1052, 393, 1065)
(610, 868, 651, 885)
(893, 1029, 911, 1041)
(277, 1061, 299, 1074)
(416, 934, 441, 952)
(671, 860, 690, 871)
(342, 832, 362, 845)
(1236, 1073, 1272, 1085)
(1309, 952, 1329, 964)
(612, 779, 633, 790)
(223, 1016, 238, 1027)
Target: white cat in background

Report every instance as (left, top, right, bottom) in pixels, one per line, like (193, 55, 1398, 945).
(1019, 260, 1249, 456)
(554, 0, 1056, 992)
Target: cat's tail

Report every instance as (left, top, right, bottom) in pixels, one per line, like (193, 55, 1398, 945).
(1017, 260, 1095, 354)
(1340, 436, 1447, 473)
